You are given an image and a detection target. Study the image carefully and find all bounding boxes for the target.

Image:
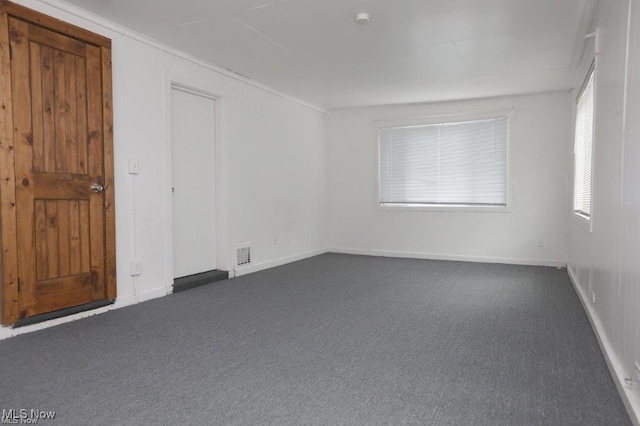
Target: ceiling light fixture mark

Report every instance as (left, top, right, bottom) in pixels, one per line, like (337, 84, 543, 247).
(355, 13, 370, 24)
(235, 18, 291, 53)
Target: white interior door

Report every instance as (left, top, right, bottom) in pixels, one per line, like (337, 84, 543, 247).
(171, 87, 217, 278)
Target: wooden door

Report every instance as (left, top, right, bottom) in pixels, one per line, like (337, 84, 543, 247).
(0, 2, 115, 324)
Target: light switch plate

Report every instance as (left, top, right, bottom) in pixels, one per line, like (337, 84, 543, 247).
(130, 260, 141, 276)
(128, 159, 139, 174)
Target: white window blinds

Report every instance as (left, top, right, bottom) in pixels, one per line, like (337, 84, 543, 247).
(379, 117, 508, 206)
(573, 70, 595, 218)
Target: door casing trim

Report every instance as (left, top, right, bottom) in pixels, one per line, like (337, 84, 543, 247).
(163, 72, 232, 287)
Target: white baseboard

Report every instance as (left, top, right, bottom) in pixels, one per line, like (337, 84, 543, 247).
(0, 247, 331, 340)
(115, 285, 173, 307)
(233, 248, 329, 277)
(0, 304, 116, 341)
(330, 247, 567, 268)
(568, 265, 640, 425)
(0, 285, 173, 341)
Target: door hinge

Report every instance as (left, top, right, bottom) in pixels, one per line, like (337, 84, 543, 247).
(17, 278, 20, 292)
(9, 43, 12, 60)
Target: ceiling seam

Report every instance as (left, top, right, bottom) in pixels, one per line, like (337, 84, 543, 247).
(235, 18, 291, 53)
(35, 0, 328, 113)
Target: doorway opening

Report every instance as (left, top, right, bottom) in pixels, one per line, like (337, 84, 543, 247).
(170, 87, 227, 291)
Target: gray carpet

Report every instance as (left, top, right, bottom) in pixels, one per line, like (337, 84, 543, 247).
(0, 254, 631, 425)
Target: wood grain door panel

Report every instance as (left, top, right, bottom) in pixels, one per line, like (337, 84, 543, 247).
(0, 2, 115, 324)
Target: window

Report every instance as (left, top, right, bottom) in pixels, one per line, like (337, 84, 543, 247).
(378, 116, 508, 208)
(573, 69, 595, 219)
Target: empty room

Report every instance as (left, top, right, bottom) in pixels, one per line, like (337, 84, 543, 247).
(0, 0, 638, 424)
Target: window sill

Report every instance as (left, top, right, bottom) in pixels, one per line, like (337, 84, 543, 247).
(378, 203, 510, 213)
(572, 211, 592, 233)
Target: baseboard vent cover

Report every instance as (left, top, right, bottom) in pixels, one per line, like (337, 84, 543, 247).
(235, 244, 251, 267)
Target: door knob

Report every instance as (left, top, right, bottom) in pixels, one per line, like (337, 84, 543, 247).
(91, 183, 105, 193)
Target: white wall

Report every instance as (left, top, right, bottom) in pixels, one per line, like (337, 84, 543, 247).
(568, 0, 640, 421)
(163, 55, 328, 275)
(327, 92, 572, 266)
(0, 0, 328, 339)
(0, 7, 636, 422)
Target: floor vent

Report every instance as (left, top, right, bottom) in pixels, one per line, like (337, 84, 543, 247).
(236, 245, 251, 267)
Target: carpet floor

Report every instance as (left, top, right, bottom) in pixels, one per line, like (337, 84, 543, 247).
(0, 254, 631, 425)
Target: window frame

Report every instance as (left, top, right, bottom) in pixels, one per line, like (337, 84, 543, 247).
(375, 110, 513, 213)
(572, 64, 596, 232)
